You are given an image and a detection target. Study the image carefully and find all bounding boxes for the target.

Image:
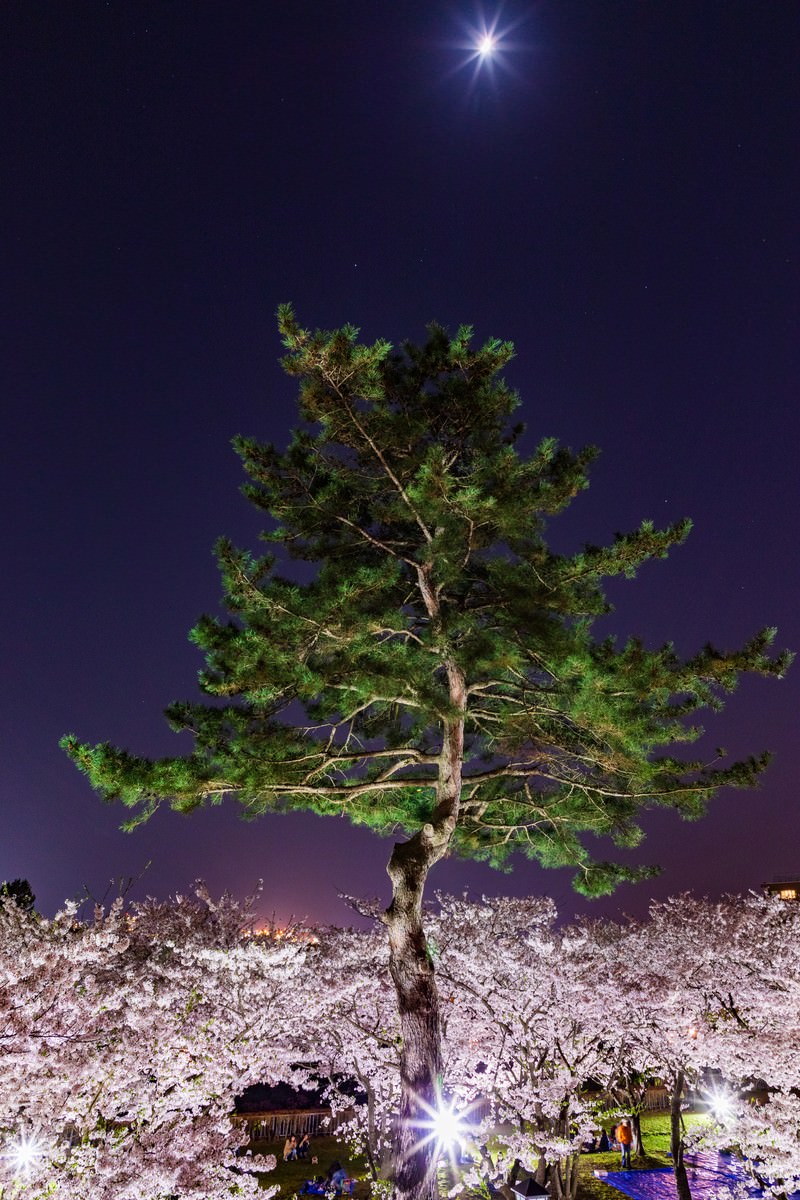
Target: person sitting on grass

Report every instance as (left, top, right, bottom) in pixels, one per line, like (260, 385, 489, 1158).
(283, 1134, 297, 1161)
(326, 1161, 349, 1195)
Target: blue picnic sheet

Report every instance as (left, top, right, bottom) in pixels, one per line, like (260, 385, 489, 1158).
(596, 1152, 799, 1200)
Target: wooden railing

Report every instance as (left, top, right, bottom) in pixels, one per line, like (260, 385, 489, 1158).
(642, 1086, 670, 1110)
(238, 1107, 340, 1142)
(238, 1089, 669, 1145)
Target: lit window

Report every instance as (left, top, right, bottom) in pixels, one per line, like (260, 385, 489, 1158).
(779, 888, 797, 900)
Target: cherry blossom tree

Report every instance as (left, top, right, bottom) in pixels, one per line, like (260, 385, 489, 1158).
(308, 897, 612, 1199)
(311, 894, 800, 1200)
(431, 896, 608, 1200)
(568, 894, 800, 1200)
(6, 887, 799, 1200)
(0, 887, 305, 1200)
(307, 921, 403, 1186)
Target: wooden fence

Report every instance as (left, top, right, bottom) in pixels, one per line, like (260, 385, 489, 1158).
(642, 1086, 670, 1110)
(238, 1107, 340, 1142)
(238, 1088, 670, 1144)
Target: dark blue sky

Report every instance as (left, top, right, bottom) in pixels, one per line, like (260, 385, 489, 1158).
(3, 1, 798, 924)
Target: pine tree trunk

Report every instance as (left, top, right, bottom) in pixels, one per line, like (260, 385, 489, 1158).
(670, 1070, 692, 1200)
(385, 802, 459, 1198)
(386, 885, 443, 1200)
(385, 651, 465, 1200)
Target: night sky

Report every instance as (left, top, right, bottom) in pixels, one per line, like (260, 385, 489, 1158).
(3, 2, 798, 926)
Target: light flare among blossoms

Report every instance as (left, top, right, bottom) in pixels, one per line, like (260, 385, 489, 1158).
(3, 887, 800, 1199)
(407, 1090, 485, 1183)
(307, 892, 800, 1200)
(1, 1131, 48, 1179)
(0, 886, 306, 1200)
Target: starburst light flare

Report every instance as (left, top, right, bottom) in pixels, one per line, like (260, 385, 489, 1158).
(429, 1099, 466, 1150)
(707, 1086, 734, 1123)
(2, 1131, 47, 1178)
(447, 9, 528, 90)
(404, 1087, 480, 1178)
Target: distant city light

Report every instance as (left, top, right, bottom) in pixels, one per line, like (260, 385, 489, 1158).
(243, 925, 320, 945)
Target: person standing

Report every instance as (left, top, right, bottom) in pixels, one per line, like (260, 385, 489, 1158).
(616, 1119, 633, 1168)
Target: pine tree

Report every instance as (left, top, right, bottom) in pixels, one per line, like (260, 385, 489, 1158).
(63, 308, 790, 1200)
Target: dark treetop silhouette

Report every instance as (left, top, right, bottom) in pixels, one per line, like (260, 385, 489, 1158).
(64, 310, 790, 1200)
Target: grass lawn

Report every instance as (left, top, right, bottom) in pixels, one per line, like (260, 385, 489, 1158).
(575, 1111, 710, 1200)
(243, 1112, 709, 1198)
(246, 1134, 370, 1196)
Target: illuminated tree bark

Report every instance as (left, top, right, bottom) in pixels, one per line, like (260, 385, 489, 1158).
(670, 1070, 693, 1200)
(386, 663, 464, 1199)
